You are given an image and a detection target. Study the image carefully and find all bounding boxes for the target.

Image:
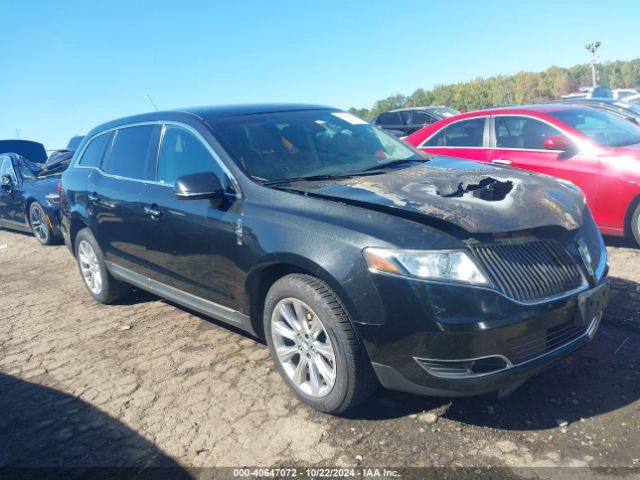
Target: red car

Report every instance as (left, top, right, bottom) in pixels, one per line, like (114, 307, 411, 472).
(405, 104, 640, 245)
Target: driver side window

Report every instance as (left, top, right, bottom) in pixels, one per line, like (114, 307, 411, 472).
(156, 125, 230, 189)
(495, 116, 560, 150)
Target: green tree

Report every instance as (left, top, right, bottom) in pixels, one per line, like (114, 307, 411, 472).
(349, 58, 640, 114)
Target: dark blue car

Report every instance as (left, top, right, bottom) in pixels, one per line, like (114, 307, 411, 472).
(0, 152, 63, 245)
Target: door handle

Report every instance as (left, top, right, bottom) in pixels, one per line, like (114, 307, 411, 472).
(492, 159, 512, 165)
(144, 206, 162, 219)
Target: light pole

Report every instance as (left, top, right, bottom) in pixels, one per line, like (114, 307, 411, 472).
(585, 41, 601, 87)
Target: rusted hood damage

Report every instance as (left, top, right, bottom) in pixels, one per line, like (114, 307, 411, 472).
(288, 156, 586, 234)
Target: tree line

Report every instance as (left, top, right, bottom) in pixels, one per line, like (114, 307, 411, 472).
(349, 58, 640, 120)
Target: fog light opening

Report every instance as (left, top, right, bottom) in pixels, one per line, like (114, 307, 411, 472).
(416, 355, 512, 379)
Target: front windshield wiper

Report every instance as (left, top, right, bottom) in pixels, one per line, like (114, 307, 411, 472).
(260, 157, 429, 186)
(261, 170, 389, 186)
(362, 157, 427, 172)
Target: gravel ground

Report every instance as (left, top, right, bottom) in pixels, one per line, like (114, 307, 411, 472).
(0, 228, 639, 479)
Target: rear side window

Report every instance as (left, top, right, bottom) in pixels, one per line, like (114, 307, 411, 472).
(156, 126, 228, 187)
(403, 111, 434, 126)
(415, 111, 435, 125)
(376, 112, 402, 126)
(78, 133, 112, 168)
(104, 126, 157, 180)
(424, 118, 485, 147)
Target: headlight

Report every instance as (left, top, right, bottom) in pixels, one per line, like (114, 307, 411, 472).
(363, 247, 489, 285)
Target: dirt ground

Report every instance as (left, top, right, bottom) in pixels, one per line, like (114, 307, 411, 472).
(1, 228, 639, 479)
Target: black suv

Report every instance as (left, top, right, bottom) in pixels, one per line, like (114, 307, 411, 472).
(374, 106, 460, 136)
(61, 104, 609, 413)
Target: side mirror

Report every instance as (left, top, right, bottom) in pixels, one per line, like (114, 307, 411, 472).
(173, 171, 225, 200)
(544, 135, 576, 152)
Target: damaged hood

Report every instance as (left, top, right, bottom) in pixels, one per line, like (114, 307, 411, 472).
(285, 156, 586, 234)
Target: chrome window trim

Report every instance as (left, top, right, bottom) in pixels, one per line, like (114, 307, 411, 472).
(75, 129, 114, 168)
(417, 115, 489, 149)
(72, 120, 242, 197)
(73, 121, 160, 168)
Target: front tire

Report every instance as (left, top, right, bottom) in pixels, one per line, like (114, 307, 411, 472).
(264, 274, 378, 414)
(631, 203, 640, 247)
(75, 228, 131, 304)
(29, 202, 54, 245)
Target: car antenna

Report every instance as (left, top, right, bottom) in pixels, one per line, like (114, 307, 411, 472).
(147, 94, 159, 112)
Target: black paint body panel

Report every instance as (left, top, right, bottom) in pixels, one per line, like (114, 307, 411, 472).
(60, 105, 609, 396)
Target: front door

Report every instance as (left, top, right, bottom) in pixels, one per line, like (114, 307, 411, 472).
(144, 124, 244, 309)
(489, 115, 600, 209)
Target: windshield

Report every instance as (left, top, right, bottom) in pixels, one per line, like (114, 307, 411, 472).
(549, 107, 640, 147)
(207, 110, 426, 183)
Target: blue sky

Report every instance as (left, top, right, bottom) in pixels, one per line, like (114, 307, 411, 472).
(1, 0, 639, 150)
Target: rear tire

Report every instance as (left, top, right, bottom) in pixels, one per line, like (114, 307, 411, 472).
(29, 202, 54, 245)
(631, 203, 640, 247)
(75, 228, 131, 304)
(264, 274, 378, 414)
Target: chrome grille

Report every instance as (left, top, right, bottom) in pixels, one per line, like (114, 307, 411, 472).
(472, 240, 584, 302)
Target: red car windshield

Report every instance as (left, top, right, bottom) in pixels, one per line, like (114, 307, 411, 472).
(549, 107, 640, 147)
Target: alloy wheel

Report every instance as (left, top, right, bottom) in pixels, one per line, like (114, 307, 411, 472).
(78, 240, 103, 295)
(30, 204, 49, 243)
(270, 298, 337, 398)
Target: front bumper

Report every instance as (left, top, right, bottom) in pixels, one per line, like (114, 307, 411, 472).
(357, 275, 610, 397)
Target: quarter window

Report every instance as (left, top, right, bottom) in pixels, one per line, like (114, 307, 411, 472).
(78, 132, 112, 168)
(424, 118, 485, 147)
(103, 126, 157, 180)
(495, 116, 560, 150)
(156, 126, 227, 187)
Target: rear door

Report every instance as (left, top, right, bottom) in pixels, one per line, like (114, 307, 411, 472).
(86, 124, 161, 273)
(143, 123, 244, 308)
(417, 116, 490, 162)
(488, 115, 600, 205)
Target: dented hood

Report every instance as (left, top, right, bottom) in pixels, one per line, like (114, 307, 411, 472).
(285, 156, 586, 234)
